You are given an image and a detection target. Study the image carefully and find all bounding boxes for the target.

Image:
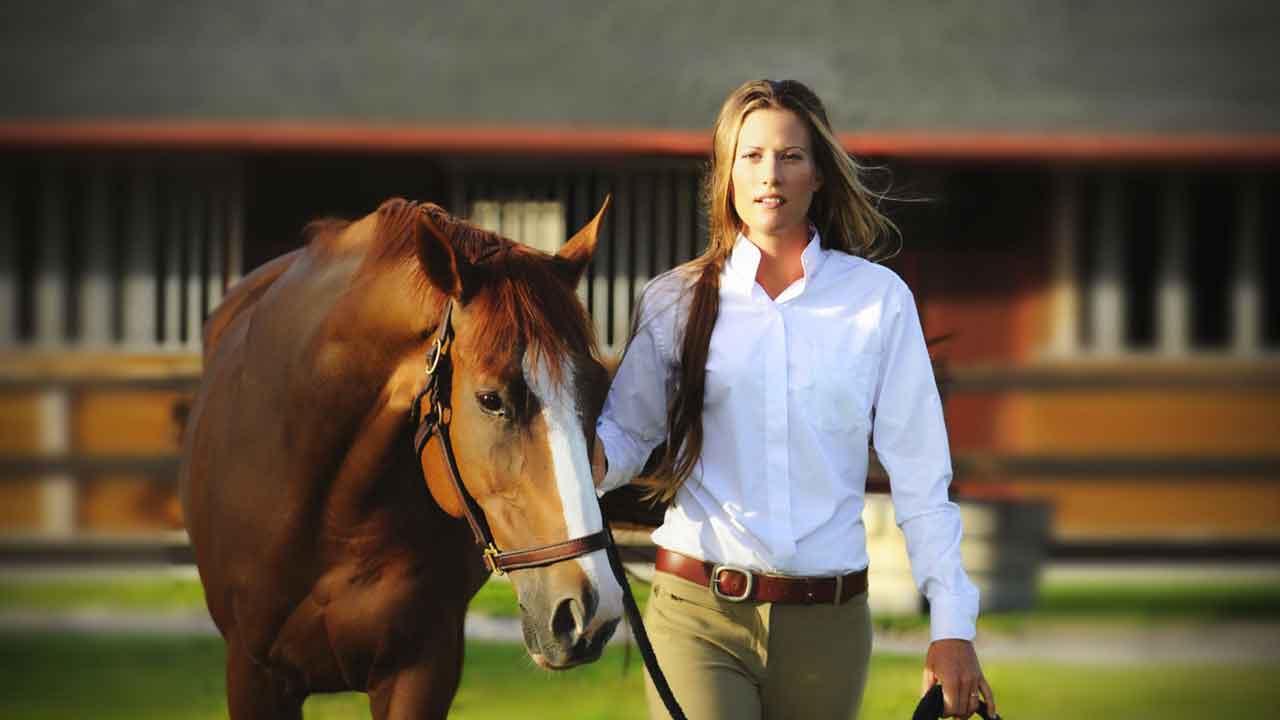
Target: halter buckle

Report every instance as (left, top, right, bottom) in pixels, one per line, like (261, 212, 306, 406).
(483, 544, 504, 575)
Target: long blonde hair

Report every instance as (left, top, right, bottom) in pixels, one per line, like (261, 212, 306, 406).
(647, 78, 899, 502)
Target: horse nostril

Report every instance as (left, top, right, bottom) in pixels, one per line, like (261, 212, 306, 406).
(550, 596, 585, 642)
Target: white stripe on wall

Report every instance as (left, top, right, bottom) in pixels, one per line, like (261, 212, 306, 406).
(1158, 176, 1190, 355)
(35, 164, 66, 346)
(80, 162, 113, 347)
(1233, 176, 1261, 355)
(1091, 177, 1125, 353)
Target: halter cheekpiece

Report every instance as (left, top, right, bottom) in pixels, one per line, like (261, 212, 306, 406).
(409, 300, 610, 575)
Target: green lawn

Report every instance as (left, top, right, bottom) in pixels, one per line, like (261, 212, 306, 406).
(0, 630, 1274, 720)
(5, 572, 1278, 634)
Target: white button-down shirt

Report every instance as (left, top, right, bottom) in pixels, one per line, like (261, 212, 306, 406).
(597, 231, 979, 641)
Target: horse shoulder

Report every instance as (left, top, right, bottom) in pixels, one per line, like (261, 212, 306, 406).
(202, 249, 302, 364)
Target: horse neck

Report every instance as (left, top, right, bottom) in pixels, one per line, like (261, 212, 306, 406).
(306, 257, 450, 529)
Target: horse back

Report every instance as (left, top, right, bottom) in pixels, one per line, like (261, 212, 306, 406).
(202, 249, 302, 364)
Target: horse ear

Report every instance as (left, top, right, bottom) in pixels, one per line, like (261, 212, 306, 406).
(556, 195, 610, 286)
(417, 210, 478, 300)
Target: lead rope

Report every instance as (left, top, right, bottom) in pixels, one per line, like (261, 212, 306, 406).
(599, 515, 687, 720)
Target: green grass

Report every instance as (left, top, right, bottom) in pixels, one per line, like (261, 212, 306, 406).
(0, 575, 208, 612)
(0, 630, 1274, 720)
(5, 572, 1277, 624)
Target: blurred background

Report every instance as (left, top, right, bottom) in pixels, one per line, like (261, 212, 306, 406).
(0, 2, 1277, 718)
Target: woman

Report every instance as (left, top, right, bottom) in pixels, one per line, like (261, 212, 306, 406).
(593, 79, 996, 719)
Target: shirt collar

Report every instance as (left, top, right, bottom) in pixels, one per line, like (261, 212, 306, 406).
(724, 227, 829, 299)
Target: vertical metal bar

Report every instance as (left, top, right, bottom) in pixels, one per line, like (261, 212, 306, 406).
(163, 169, 183, 347)
(590, 176, 612, 353)
(675, 169, 695, 264)
(633, 172, 653, 307)
(693, 169, 709, 261)
(610, 173, 633, 354)
(1091, 177, 1126, 354)
(0, 166, 15, 347)
(185, 180, 205, 349)
(123, 164, 157, 347)
(225, 161, 245, 288)
(1158, 175, 1190, 355)
(1233, 174, 1261, 355)
(206, 177, 226, 319)
(35, 163, 66, 346)
(653, 169, 674, 274)
(572, 173, 590, 306)
(1047, 172, 1080, 356)
(80, 161, 113, 347)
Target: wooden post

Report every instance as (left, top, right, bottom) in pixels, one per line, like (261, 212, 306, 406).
(39, 388, 75, 538)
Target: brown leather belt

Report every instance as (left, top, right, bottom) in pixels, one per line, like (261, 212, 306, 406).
(655, 548, 868, 605)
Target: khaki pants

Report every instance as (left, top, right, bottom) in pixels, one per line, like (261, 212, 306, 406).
(643, 570, 873, 720)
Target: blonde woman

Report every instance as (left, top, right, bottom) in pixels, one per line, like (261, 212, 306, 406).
(593, 79, 996, 719)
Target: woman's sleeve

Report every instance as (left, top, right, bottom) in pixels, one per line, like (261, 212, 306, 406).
(871, 278, 980, 642)
(595, 280, 677, 495)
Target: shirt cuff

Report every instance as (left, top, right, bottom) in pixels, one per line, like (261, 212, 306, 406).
(927, 589, 979, 642)
(595, 419, 648, 495)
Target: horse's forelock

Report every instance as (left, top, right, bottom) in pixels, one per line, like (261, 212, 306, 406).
(365, 201, 596, 385)
(461, 253, 596, 388)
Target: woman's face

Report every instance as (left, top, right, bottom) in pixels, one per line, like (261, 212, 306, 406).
(730, 108, 822, 243)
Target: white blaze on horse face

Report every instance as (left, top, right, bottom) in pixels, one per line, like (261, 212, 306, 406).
(524, 356, 625, 628)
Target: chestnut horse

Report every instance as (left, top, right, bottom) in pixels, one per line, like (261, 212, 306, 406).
(180, 198, 624, 719)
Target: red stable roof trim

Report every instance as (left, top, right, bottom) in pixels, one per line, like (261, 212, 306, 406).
(2, 121, 1280, 162)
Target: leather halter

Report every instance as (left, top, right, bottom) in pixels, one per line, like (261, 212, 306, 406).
(409, 300, 610, 575)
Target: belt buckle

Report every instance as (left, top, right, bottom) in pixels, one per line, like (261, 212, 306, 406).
(710, 564, 754, 602)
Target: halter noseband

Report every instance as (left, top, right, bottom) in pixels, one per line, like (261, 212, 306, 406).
(408, 300, 610, 575)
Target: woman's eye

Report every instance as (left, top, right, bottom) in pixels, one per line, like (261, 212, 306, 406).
(475, 392, 505, 416)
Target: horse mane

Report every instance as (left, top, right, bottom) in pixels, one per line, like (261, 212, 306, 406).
(366, 198, 597, 384)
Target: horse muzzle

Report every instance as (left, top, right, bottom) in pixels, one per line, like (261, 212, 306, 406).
(516, 573, 621, 669)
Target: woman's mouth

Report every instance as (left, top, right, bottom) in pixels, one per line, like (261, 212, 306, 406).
(755, 194, 786, 209)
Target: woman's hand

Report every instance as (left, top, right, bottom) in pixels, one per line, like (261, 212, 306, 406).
(922, 639, 996, 718)
(590, 437, 608, 489)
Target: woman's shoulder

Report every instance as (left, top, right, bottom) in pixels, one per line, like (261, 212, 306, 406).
(822, 251, 912, 298)
(637, 264, 698, 320)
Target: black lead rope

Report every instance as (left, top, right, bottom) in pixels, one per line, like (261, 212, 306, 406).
(599, 517, 687, 720)
(913, 682, 998, 720)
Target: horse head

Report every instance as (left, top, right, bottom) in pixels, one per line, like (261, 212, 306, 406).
(407, 199, 623, 669)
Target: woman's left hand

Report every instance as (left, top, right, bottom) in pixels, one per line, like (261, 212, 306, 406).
(921, 639, 996, 718)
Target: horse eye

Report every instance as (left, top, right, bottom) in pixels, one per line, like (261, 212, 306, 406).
(475, 391, 506, 416)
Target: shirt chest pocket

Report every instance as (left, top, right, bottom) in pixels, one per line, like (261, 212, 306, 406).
(792, 338, 879, 434)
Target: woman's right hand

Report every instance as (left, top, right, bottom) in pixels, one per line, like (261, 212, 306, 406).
(590, 437, 608, 489)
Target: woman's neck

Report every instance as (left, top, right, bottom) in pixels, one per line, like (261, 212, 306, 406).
(746, 225, 810, 300)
